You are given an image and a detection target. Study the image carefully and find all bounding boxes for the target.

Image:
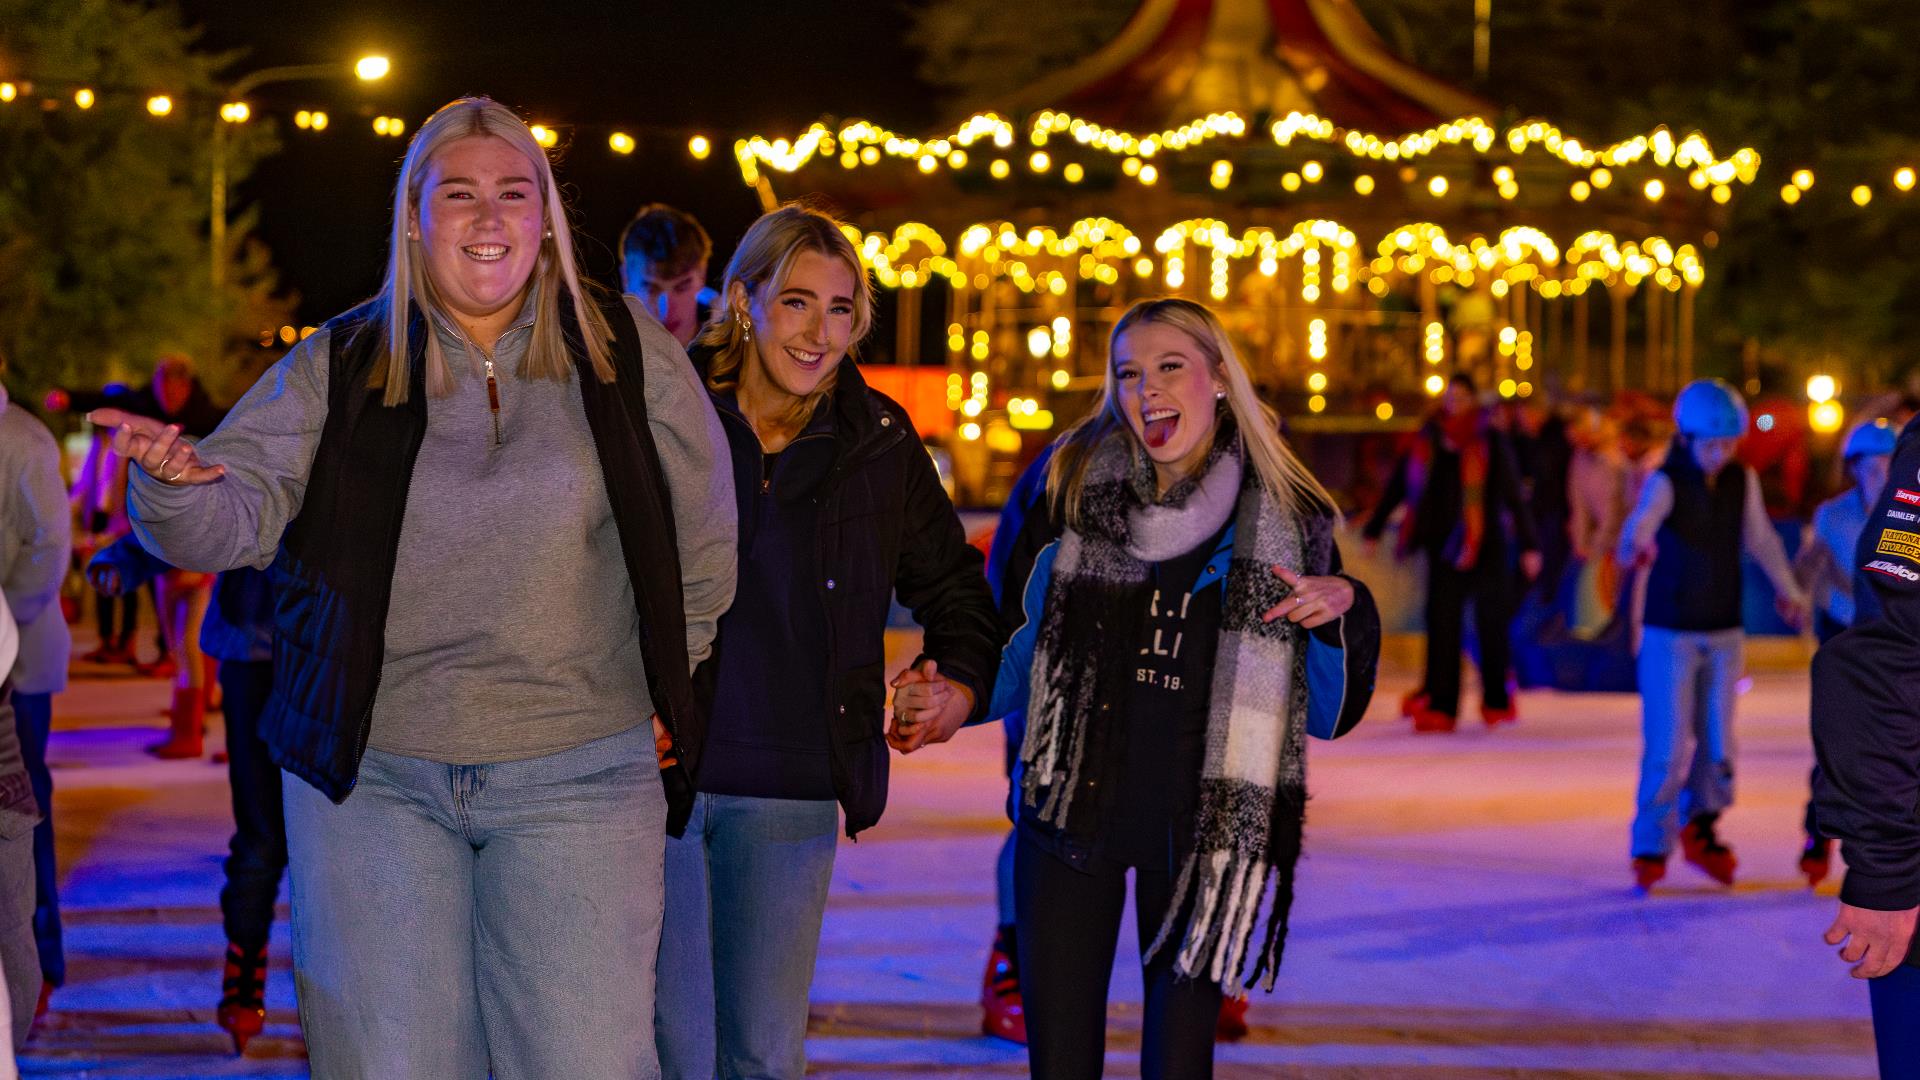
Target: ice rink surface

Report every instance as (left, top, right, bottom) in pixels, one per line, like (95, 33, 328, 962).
(19, 636, 1876, 1078)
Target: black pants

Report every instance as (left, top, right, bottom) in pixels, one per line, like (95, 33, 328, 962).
(8, 690, 61, 986)
(217, 661, 286, 951)
(1015, 829, 1221, 1080)
(1424, 548, 1517, 715)
(92, 589, 138, 651)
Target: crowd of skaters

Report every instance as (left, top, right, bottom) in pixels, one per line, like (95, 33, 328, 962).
(0, 93, 1915, 1079)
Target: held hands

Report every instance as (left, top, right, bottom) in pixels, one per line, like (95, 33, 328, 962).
(1825, 902, 1919, 979)
(887, 658, 974, 755)
(651, 714, 677, 769)
(89, 408, 226, 486)
(1264, 567, 1355, 630)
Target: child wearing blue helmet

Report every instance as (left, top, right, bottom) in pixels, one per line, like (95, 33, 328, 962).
(1796, 419, 1896, 886)
(1617, 378, 1810, 891)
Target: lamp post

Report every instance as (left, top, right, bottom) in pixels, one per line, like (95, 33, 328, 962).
(209, 55, 389, 301)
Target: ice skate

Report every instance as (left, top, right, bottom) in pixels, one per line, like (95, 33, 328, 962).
(215, 941, 268, 1055)
(1680, 815, 1737, 885)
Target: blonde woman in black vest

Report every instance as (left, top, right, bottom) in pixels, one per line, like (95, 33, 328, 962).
(97, 97, 736, 1078)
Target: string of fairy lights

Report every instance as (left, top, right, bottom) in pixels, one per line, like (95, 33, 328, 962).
(0, 76, 1894, 434)
(5, 78, 1917, 210)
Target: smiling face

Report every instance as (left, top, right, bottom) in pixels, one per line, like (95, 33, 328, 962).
(734, 248, 858, 408)
(628, 260, 707, 347)
(413, 135, 545, 338)
(1111, 321, 1227, 492)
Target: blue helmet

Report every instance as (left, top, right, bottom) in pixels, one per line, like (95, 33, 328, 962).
(1673, 379, 1749, 439)
(1844, 418, 1898, 460)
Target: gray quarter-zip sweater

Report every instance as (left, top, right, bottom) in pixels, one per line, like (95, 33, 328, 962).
(128, 293, 736, 764)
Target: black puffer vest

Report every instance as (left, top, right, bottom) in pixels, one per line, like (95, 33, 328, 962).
(1645, 450, 1747, 632)
(259, 293, 703, 832)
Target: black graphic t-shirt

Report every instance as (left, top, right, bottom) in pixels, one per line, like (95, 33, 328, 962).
(1104, 520, 1230, 870)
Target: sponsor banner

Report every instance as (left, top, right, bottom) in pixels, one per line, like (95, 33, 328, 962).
(1879, 529, 1920, 562)
(1890, 509, 1920, 523)
(1896, 489, 1920, 506)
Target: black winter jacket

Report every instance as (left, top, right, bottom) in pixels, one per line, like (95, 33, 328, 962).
(1814, 413, 1920, 966)
(692, 347, 1002, 836)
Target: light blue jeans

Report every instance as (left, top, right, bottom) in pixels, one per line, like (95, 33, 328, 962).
(284, 724, 666, 1079)
(1632, 626, 1743, 857)
(655, 792, 839, 1080)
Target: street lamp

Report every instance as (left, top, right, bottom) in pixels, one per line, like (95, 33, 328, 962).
(210, 55, 390, 296)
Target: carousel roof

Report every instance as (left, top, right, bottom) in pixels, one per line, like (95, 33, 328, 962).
(984, 0, 1492, 136)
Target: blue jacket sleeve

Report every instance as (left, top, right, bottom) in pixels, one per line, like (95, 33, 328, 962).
(985, 541, 1058, 726)
(1304, 542, 1380, 740)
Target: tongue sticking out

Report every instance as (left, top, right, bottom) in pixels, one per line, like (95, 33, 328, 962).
(1144, 415, 1178, 448)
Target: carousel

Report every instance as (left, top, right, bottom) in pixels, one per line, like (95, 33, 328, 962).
(721, 0, 1757, 502)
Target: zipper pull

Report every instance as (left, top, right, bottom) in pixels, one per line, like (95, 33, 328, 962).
(483, 357, 502, 447)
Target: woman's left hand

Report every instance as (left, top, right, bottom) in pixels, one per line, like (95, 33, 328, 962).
(1265, 567, 1355, 630)
(887, 659, 975, 754)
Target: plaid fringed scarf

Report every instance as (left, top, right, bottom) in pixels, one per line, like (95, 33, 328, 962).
(1018, 427, 1335, 993)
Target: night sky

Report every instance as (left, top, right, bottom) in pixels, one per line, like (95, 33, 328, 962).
(175, 0, 940, 324)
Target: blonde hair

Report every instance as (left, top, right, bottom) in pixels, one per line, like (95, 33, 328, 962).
(696, 204, 874, 428)
(1049, 297, 1335, 526)
(371, 97, 613, 406)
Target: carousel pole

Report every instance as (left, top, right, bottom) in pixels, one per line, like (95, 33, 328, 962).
(1574, 289, 1591, 392)
(1609, 285, 1630, 392)
(1678, 286, 1696, 385)
(1644, 286, 1664, 392)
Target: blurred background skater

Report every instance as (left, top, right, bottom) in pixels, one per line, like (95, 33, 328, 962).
(621, 203, 713, 350)
(1794, 418, 1895, 887)
(1364, 374, 1540, 732)
(88, 531, 281, 1053)
(1619, 379, 1808, 892)
(0, 353, 70, 1024)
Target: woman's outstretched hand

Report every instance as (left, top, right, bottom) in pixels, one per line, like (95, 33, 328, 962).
(887, 658, 974, 754)
(1265, 566, 1355, 630)
(89, 408, 226, 486)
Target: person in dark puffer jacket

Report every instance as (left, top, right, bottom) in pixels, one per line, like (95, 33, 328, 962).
(653, 205, 1000, 1080)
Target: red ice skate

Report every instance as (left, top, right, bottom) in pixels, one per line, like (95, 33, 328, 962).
(1480, 703, 1519, 727)
(1216, 995, 1251, 1041)
(1412, 709, 1457, 733)
(1399, 689, 1429, 719)
(1799, 837, 1833, 888)
(216, 941, 268, 1055)
(1632, 855, 1667, 892)
(1680, 816, 1737, 885)
(979, 927, 1026, 1044)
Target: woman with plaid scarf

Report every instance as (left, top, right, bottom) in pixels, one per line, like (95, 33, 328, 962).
(989, 299, 1380, 1079)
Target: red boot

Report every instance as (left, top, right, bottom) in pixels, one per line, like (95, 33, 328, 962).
(980, 926, 1026, 1044)
(1216, 994, 1250, 1041)
(1412, 709, 1457, 733)
(1799, 837, 1834, 888)
(1399, 689, 1429, 719)
(1680, 816, 1738, 886)
(1480, 702, 1518, 727)
(1632, 855, 1667, 892)
(146, 688, 204, 759)
(216, 941, 268, 1055)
